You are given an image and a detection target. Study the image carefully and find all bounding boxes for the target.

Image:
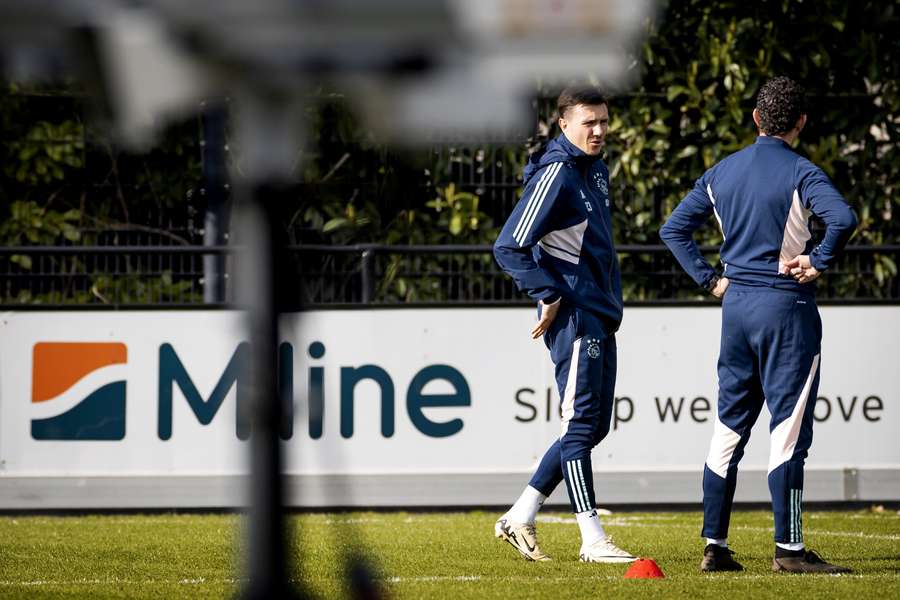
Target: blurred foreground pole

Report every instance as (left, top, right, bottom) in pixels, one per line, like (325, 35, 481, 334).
(237, 193, 288, 598)
(233, 94, 302, 599)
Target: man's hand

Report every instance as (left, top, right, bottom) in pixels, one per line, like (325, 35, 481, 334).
(784, 255, 821, 284)
(711, 276, 730, 299)
(531, 298, 561, 339)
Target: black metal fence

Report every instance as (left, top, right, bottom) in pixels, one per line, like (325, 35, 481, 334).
(1, 244, 897, 309)
(0, 245, 213, 307)
(5, 90, 898, 311)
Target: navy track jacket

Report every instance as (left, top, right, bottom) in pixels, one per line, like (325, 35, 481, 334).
(660, 136, 857, 292)
(494, 134, 623, 333)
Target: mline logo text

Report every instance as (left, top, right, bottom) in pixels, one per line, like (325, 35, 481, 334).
(30, 341, 471, 441)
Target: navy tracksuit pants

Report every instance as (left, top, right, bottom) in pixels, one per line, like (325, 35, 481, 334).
(528, 303, 616, 513)
(703, 284, 822, 544)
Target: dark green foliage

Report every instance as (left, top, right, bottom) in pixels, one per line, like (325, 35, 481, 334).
(1, 0, 897, 303)
(0, 84, 203, 305)
(605, 0, 898, 298)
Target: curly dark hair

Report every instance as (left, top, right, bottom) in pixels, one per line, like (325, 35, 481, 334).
(755, 76, 807, 136)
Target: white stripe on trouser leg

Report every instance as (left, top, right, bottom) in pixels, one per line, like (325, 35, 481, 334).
(559, 338, 582, 437)
(576, 459, 592, 511)
(705, 415, 742, 479)
(513, 163, 556, 241)
(566, 461, 577, 511)
(768, 354, 820, 474)
(575, 460, 589, 512)
(792, 490, 796, 542)
(790, 489, 795, 541)
(791, 489, 803, 543)
(566, 461, 584, 512)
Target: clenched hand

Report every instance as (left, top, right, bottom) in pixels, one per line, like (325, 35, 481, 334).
(711, 277, 730, 299)
(784, 255, 821, 284)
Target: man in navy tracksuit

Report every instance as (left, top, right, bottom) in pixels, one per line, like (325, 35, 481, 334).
(492, 85, 637, 564)
(660, 77, 856, 574)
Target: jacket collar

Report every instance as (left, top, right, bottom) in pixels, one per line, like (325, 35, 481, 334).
(523, 133, 603, 184)
(557, 133, 603, 164)
(754, 135, 791, 148)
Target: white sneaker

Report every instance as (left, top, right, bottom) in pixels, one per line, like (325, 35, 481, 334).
(494, 518, 551, 561)
(579, 537, 637, 563)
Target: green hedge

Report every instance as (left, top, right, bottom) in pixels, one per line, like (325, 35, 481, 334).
(1, 0, 897, 303)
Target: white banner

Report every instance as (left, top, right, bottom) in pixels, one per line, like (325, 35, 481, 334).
(0, 307, 897, 506)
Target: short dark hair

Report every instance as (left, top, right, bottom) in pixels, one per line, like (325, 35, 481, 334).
(755, 76, 807, 136)
(557, 85, 608, 120)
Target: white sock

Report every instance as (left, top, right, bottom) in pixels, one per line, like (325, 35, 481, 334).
(706, 538, 728, 548)
(776, 542, 805, 551)
(576, 509, 606, 546)
(504, 485, 546, 524)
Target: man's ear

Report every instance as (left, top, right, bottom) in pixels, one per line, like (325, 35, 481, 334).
(558, 117, 567, 132)
(796, 114, 807, 134)
(752, 108, 761, 129)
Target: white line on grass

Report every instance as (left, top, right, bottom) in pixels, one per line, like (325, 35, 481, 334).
(5, 573, 900, 587)
(535, 515, 578, 524)
(731, 525, 900, 542)
(381, 573, 900, 584)
(0, 517, 220, 526)
(537, 514, 684, 525)
(692, 573, 900, 581)
(323, 518, 384, 524)
(611, 521, 900, 542)
(385, 576, 482, 583)
(535, 516, 900, 542)
(0, 578, 242, 587)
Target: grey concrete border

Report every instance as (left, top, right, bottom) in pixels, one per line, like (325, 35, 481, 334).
(0, 469, 896, 510)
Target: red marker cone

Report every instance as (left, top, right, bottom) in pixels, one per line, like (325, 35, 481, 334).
(624, 558, 665, 579)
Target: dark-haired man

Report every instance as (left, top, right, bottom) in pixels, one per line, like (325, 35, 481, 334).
(492, 85, 637, 564)
(660, 76, 857, 573)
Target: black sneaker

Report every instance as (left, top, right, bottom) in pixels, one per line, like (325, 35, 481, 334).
(700, 544, 744, 572)
(772, 549, 852, 574)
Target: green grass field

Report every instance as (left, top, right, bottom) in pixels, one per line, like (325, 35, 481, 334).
(1, 508, 898, 598)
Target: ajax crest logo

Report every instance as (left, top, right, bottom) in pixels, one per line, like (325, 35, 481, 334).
(31, 342, 127, 440)
(593, 171, 608, 196)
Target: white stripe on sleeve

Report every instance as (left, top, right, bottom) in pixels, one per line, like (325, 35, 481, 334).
(512, 163, 556, 242)
(516, 162, 563, 246)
